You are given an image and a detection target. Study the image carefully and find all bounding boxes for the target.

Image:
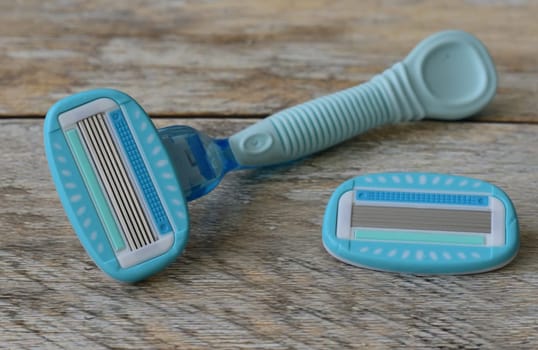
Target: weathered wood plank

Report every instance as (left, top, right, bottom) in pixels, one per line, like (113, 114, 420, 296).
(1, 118, 537, 348)
(0, 0, 536, 121)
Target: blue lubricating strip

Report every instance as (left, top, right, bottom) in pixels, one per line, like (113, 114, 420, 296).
(109, 109, 171, 234)
(186, 134, 215, 180)
(355, 190, 489, 206)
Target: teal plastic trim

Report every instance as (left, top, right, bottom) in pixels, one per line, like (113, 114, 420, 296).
(228, 30, 497, 167)
(322, 172, 519, 275)
(353, 229, 486, 246)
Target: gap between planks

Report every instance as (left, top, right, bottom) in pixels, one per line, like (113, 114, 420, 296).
(0, 115, 536, 124)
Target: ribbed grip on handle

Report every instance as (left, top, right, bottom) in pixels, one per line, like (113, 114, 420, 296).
(229, 62, 425, 167)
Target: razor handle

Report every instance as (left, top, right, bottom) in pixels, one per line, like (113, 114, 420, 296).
(228, 63, 425, 167)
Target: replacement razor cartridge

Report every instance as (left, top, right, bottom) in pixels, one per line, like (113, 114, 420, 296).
(322, 173, 519, 274)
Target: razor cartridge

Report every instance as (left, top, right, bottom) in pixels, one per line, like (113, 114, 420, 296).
(44, 89, 189, 282)
(322, 173, 519, 274)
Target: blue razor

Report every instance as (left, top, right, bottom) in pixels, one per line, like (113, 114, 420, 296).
(44, 30, 497, 282)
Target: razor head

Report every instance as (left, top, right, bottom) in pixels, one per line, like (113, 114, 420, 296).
(323, 173, 519, 275)
(44, 89, 189, 282)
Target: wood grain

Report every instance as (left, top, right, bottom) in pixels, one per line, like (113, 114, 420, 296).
(0, 0, 536, 121)
(1, 118, 537, 349)
(1, 1, 537, 348)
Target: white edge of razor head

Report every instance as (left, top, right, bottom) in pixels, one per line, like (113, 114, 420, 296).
(488, 197, 505, 246)
(116, 234, 174, 268)
(59, 98, 119, 129)
(336, 190, 353, 239)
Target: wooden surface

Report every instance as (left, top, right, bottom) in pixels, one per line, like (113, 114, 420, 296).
(0, 0, 536, 120)
(1, 1, 537, 349)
